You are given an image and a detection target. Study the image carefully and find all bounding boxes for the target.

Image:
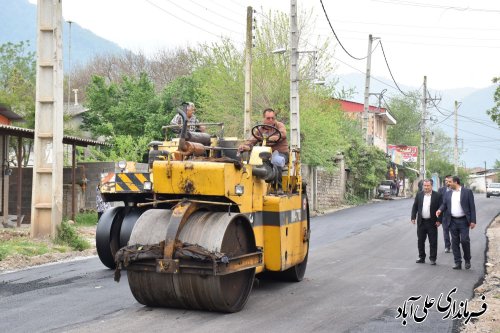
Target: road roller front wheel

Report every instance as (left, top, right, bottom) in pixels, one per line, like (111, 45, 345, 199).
(126, 209, 257, 313)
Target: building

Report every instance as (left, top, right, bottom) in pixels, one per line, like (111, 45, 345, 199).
(336, 99, 397, 152)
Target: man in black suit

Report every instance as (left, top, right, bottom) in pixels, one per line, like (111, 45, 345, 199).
(437, 176, 477, 270)
(411, 179, 442, 265)
(438, 175, 453, 253)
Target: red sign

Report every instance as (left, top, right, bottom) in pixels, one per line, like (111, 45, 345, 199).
(387, 145, 418, 163)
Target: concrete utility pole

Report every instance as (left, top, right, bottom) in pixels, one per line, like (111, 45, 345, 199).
(243, 7, 253, 138)
(67, 20, 72, 110)
(454, 100, 461, 175)
(420, 76, 427, 180)
(31, 0, 64, 238)
(289, 0, 300, 150)
(363, 34, 373, 144)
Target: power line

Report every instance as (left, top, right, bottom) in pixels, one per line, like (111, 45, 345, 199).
(379, 41, 409, 97)
(187, 0, 245, 27)
(441, 122, 500, 141)
(144, 0, 228, 39)
(319, 17, 500, 33)
(372, 0, 500, 13)
(316, 27, 500, 43)
(319, 0, 367, 60)
(157, 0, 241, 35)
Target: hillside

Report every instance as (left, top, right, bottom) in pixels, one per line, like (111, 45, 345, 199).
(0, 0, 125, 68)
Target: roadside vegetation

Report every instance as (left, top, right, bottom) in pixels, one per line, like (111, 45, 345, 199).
(0, 213, 94, 262)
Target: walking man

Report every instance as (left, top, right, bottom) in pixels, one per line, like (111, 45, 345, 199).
(437, 176, 477, 270)
(438, 175, 453, 253)
(411, 179, 442, 265)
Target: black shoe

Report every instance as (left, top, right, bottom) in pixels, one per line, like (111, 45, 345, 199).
(452, 263, 462, 270)
(465, 261, 471, 269)
(430, 260, 436, 265)
(416, 259, 425, 264)
(444, 248, 451, 253)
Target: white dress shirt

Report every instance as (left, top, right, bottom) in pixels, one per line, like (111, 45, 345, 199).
(451, 186, 465, 217)
(422, 193, 432, 219)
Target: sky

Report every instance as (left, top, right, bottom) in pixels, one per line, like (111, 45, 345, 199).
(31, 0, 500, 90)
(28, 0, 500, 167)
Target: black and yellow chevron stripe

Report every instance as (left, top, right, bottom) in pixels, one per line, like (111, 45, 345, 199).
(115, 173, 150, 192)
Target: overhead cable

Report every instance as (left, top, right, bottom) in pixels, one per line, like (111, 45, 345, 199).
(319, 0, 367, 60)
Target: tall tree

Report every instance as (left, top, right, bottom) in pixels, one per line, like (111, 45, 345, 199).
(82, 73, 164, 140)
(0, 41, 36, 128)
(486, 77, 500, 127)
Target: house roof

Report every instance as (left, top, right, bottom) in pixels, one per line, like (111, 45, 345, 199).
(0, 123, 108, 147)
(336, 99, 397, 125)
(0, 104, 24, 121)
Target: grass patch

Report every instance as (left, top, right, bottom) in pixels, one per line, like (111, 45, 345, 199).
(0, 237, 52, 261)
(55, 220, 90, 251)
(74, 211, 98, 226)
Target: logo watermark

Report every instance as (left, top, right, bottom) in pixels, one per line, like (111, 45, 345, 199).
(395, 287, 487, 326)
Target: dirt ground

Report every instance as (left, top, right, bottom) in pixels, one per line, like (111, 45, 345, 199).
(461, 215, 500, 333)
(0, 218, 499, 332)
(0, 226, 96, 273)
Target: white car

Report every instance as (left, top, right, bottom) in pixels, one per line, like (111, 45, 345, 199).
(486, 183, 500, 198)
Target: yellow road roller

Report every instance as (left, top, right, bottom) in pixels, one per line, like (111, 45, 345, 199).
(96, 108, 309, 312)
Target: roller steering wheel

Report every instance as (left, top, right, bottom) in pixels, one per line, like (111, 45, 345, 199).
(251, 124, 281, 146)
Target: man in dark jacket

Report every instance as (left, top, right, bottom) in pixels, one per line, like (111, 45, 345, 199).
(437, 176, 477, 270)
(438, 175, 453, 253)
(411, 179, 442, 265)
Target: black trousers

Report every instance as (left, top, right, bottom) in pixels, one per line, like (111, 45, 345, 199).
(450, 216, 471, 264)
(417, 219, 438, 261)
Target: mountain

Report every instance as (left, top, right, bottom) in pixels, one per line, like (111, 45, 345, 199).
(335, 72, 499, 169)
(0, 0, 125, 68)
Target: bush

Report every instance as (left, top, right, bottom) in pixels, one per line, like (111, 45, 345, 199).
(56, 220, 90, 251)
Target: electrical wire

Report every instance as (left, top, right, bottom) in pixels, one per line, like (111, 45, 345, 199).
(157, 0, 241, 35)
(379, 41, 409, 97)
(319, 0, 367, 60)
(440, 122, 500, 141)
(187, 0, 245, 27)
(372, 0, 500, 13)
(144, 0, 229, 39)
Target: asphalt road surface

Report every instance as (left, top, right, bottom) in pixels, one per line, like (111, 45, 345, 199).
(1, 195, 498, 333)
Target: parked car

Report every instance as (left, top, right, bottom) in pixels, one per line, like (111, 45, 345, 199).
(378, 180, 396, 197)
(486, 183, 500, 198)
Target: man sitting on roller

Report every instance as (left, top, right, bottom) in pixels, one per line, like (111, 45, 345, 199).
(238, 108, 289, 192)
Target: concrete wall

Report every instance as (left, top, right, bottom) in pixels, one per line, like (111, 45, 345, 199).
(302, 154, 346, 212)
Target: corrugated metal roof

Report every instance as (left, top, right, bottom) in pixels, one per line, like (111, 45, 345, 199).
(0, 124, 109, 147)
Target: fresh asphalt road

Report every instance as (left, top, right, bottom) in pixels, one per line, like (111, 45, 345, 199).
(0, 195, 498, 333)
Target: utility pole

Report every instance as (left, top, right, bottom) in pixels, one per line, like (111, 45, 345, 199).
(454, 100, 461, 175)
(243, 7, 253, 138)
(420, 76, 427, 180)
(67, 21, 72, 110)
(289, 0, 300, 150)
(362, 34, 373, 145)
(32, 0, 64, 238)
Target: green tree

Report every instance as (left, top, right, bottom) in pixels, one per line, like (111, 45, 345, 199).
(0, 41, 36, 127)
(344, 140, 388, 198)
(83, 73, 165, 141)
(486, 77, 500, 127)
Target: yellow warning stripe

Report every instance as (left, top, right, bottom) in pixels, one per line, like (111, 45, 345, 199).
(118, 174, 139, 192)
(135, 173, 148, 183)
